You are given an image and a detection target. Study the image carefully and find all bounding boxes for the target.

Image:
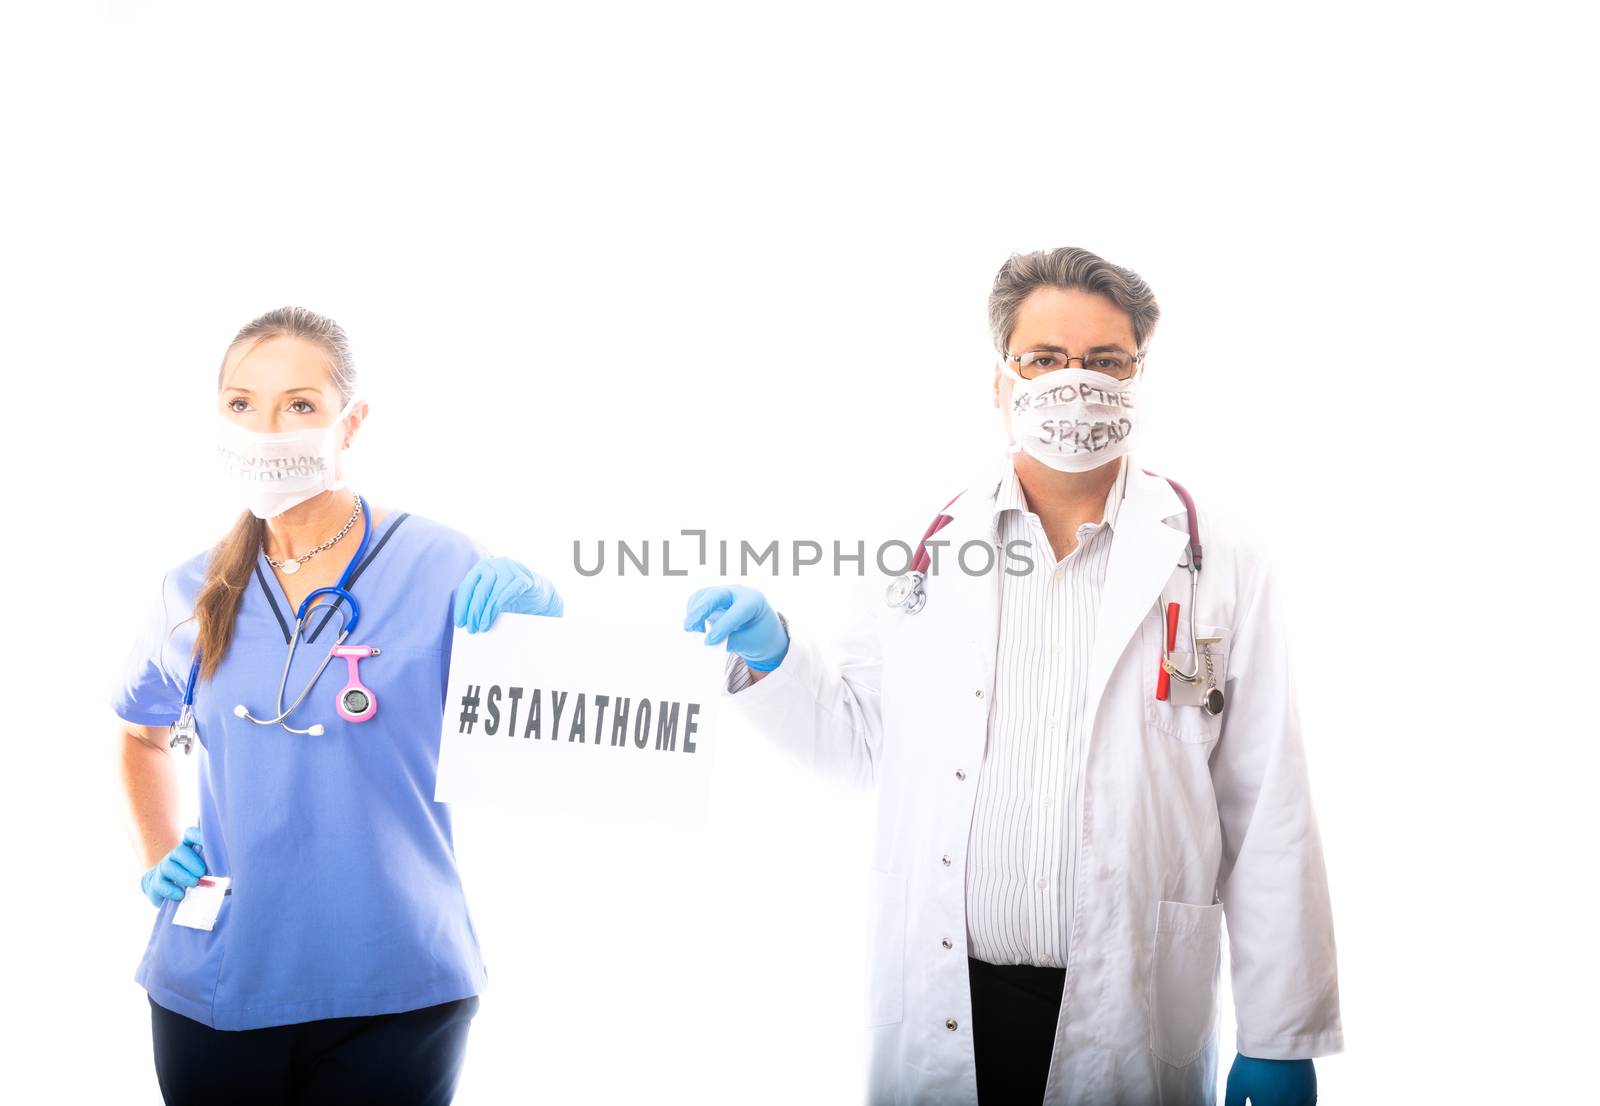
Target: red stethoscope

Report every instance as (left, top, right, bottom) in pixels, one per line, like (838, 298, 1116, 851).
(884, 472, 1224, 715)
(882, 492, 962, 616)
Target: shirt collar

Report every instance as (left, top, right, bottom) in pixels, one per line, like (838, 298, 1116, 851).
(993, 456, 1129, 531)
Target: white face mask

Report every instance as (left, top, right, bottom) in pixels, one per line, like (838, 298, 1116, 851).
(217, 397, 358, 519)
(1000, 361, 1140, 473)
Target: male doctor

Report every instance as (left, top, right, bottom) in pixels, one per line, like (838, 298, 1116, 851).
(685, 246, 1341, 1106)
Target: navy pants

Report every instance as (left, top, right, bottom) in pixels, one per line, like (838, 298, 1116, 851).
(969, 958, 1066, 1104)
(149, 995, 479, 1106)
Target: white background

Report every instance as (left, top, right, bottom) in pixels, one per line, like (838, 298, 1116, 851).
(3, 2, 1594, 1102)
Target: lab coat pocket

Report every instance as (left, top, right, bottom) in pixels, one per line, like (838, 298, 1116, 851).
(1148, 899, 1224, 1067)
(1144, 620, 1228, 746)
(867, 869, 907, 1027)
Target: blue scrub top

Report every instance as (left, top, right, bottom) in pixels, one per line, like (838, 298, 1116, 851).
(110, 510, 489, 1030)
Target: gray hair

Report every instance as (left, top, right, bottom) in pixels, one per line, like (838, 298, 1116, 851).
(987, 246, 1161, 357)
(220, 305, 357, 401)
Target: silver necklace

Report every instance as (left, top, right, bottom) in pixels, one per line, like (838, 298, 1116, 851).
(266, 497, 362, 575)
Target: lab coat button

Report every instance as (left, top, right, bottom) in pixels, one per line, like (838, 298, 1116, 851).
(946, 1018, 958, 1031)
(975, 689, 984, 699)
(942, 938, 953, 949)
(941, 854, 952, 866)
(1037, 878, 1047, 890)
(955, 769, 966, 781)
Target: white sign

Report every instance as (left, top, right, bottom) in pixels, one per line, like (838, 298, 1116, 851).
(436, 617, 724, 825)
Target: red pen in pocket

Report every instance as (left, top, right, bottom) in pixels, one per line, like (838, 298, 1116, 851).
(1156, 601, 1179, 701)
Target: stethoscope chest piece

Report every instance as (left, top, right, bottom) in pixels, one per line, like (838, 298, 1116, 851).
(885, 571, 927, 615)
(170, 706, 199, 755)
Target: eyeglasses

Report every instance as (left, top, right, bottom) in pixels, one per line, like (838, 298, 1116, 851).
(1004, 349, 1143, 381)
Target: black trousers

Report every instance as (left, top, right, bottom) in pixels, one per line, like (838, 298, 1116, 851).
(149, 995, 478, 1106)
(969, 957, 1067, 1105)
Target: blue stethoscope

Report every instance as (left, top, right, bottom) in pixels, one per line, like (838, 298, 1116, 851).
(169, 495, 381, 753)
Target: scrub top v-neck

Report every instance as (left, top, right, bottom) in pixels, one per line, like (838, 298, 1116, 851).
(110, 510, 489, 1030)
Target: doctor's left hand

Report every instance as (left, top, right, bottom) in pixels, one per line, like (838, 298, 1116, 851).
(1225, 1054, 1316, 1106)
(455, 557, 565, 633)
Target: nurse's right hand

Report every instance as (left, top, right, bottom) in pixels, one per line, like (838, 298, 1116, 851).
(140, 826, 206, 906)
(684, 586, 788, 672)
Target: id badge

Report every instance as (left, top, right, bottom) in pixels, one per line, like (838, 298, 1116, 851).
(172, 876, 232, 931)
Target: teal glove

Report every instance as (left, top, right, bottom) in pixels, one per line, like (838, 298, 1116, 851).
(141, 826, 206, 906)
(683, 585, 788, 672)
(454, 557, 565, 632)
(1225, 1054, 1317, 1106)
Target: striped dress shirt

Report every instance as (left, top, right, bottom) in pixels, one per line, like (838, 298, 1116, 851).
(725, 459, 1129, 968)
(964, 458, 1127, 967)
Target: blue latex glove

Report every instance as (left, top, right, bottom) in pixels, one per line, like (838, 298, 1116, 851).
(454, 556, 565, 633)
(140, 826, 206, 906)
(683, 585, 788, 672)
(1225, 1054, 1317, 1106)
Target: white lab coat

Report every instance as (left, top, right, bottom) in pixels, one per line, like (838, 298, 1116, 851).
(726, 461, 1342, 1106)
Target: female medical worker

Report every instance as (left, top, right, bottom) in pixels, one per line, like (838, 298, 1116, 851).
(112, 306, 561, 1106)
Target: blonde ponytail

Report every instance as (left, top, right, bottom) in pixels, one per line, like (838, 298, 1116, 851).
(192, 511, 266, 681)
